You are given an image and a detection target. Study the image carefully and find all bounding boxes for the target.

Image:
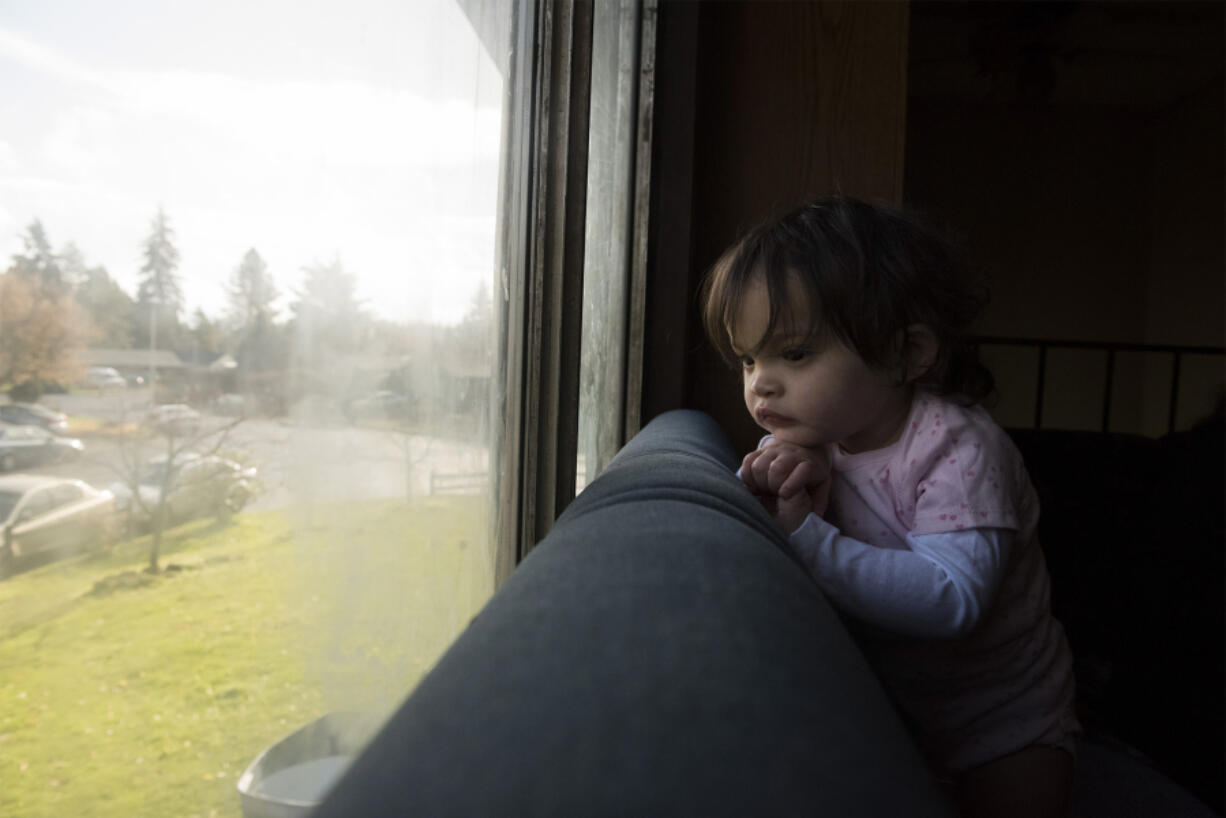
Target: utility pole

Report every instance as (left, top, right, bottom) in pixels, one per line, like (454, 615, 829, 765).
(148, 297, 158, 404)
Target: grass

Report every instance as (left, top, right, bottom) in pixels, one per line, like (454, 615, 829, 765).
(0, 497, 493, 818)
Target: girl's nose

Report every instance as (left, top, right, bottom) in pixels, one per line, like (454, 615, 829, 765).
(749, 369, 778, 397)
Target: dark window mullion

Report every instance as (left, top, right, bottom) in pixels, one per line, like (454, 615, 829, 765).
(519, 0, 594, 560)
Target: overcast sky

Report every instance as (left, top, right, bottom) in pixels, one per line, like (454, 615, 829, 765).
(0, 0, 504, 325)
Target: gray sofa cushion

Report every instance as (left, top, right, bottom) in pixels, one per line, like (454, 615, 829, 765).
(314, 409, 952, 817)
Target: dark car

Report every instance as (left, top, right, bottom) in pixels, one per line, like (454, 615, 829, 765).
(0, 475, 116, 577)
(0, 403, 69, 435)
(345, 391, 417, 424)
(0, 424, 85, 471)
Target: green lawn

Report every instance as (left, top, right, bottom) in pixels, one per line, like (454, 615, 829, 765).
(0, 497, 493, 818)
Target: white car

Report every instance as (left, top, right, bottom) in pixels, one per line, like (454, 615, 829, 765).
(0, 475, 116, 577)
(143, 404, 202, 436)
(83, 366, 127, 389)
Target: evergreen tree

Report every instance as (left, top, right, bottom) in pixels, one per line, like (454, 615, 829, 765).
(226, 248, 278, 328)
(57, 242, 92, 290)
(137, 208, 183, 313)
(135, 207, 184, 351)
(75, 266, 138, 349)
(226, 248, 284, 375)
(291, 256, 366, 358)
(186, 308, 225, 365)
(12, 220, 66, 292)
(61, 243, 138, 348)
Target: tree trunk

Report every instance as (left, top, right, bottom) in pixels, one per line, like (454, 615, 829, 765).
(149, 503, 164, 572)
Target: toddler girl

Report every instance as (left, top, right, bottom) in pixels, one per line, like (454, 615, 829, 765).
(702, 196, 1079, 818)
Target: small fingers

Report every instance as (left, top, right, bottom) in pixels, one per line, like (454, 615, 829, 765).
(745, 441, 831, 501)
(776, 460, 815, 499)
(740, 449, 765, 495)
(764, 453, 801, 495)
(751, 449, 781, 494)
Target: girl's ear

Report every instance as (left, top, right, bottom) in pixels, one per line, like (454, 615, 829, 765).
(902, 324, 939, 383)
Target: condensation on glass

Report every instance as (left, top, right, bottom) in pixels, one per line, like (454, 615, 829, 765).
(277, 0, 513, 762)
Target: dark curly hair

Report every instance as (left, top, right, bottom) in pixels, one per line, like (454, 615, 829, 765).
(701, 195, 994, 405)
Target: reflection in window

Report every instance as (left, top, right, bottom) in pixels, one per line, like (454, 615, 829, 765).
(0, 0, 514, 814)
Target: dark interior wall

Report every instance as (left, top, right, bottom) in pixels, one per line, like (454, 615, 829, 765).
(1143, 82, 1225, 431)
(902, 2, 1224, 435)
(905, 103, 1156, 343)
(643, 0, 1223, 442)
(905, 85, 1223, 434)
(1148, 81, 1225, 348)
(645, 0, 911, 455)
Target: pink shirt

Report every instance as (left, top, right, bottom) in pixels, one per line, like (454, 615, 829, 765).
(789, 392, 1079, 772)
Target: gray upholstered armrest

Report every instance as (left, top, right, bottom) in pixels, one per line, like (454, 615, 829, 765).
(314, 409, 951, 816)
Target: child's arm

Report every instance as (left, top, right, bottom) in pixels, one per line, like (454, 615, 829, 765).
(790, 516, 1013, 639)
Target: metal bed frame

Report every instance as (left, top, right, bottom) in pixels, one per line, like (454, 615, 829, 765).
(974, 337, 1225, 434)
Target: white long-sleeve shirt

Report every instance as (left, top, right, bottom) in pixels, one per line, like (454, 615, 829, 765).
(790, 516, 1011, 640)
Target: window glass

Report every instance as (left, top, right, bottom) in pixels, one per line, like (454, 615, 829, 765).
(0, 1, 515, 814)
(575, 0, 642, 492)
(50, 483, 84, 506)
(0, 490, 19, 521)
(18, 490, 53, 520)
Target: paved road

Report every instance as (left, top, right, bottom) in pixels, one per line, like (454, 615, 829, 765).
(16, 391, 490, 510)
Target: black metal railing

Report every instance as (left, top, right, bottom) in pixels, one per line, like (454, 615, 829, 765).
(973, 337, 1225, 434)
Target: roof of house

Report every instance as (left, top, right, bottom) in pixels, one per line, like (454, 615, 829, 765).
(80, 348, 186, 369)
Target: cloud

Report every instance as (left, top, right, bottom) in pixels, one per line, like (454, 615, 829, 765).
(0, 139, 18, 172)
(1, 24, 501, 171)
(111, 71, 504, 168)
(0, 21, 504, 322)
(0, 25, 112, 92)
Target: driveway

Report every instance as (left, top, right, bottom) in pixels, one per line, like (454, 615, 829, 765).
(20, 391, 490, 509)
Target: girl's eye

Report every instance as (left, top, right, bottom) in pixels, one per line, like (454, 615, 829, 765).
(782, 348, 810, 362)
(739, 356, 755, 369)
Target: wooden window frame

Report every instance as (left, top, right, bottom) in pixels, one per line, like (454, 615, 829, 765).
(492, 0, 657, 583)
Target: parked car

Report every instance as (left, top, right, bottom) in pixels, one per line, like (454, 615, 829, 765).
(109, 453, 258, 529)
(0, 402, 69, 435)
(345, 391, 418, 423)
(83, 366, 127, 389)
(209, 394, 249, 417)
(0, 424, 84, 471)
(0, 476, 115, 577)
(143, 404, 202, 436)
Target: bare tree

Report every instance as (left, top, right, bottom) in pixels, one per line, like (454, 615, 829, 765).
(106, 413, 255, 572)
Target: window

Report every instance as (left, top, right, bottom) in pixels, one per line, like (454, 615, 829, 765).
(0, 1, 526, 814)
(576, 0, 653, 491)
(49, 483, 83, 507)
(1, 0, 654, 812)
(17, 490, 52, 521)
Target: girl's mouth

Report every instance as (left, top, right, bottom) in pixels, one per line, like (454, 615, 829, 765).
(754, 407, 793, 427)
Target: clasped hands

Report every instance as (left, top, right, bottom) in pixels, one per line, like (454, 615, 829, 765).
(740, 439, 832, 535)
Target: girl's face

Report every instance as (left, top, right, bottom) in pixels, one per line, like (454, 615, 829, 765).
(729, 274, 912, 454)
